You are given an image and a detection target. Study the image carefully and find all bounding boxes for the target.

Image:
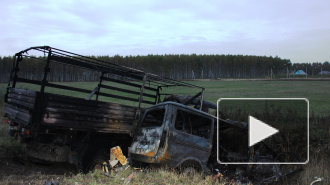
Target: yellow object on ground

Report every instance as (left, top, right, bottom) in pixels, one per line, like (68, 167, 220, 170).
(110, 146, 127, 165)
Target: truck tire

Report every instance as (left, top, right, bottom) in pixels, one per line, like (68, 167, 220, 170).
(178, 161, 202, 175)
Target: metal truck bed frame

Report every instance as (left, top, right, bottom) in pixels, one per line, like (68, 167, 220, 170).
(8, 46, 204, 108)
(5, 46, 205, 132)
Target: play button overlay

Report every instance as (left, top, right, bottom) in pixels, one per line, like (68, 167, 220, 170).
(249, 115, 279, 147)
(216, 98, 309, 165)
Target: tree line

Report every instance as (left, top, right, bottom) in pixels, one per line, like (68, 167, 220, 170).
(0, 54, 329, 83)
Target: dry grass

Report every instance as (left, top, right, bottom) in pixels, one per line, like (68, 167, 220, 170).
(0, 168, 235, 185)
(0, 111, 26, 155)
(295, 153, 329, 184)
(65, 168, 215, 185)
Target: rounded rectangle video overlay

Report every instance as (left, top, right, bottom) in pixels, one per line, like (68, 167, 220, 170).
(216, 98, 309, 165)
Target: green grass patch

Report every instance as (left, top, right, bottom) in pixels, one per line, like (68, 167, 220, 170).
(0, 81, 330, 116)
(2, 80, 329, 116)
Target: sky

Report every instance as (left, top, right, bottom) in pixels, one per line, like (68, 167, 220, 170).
(0, 0, 329, 63)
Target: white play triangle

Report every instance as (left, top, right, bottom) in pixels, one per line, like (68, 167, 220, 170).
(249, 115, 279, 147)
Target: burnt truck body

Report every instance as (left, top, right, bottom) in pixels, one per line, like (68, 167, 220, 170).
(129, 102, 214, 172)
(3, 46, 205, 171)
(3, 46, 302, 182)
(129, 98, 304, 183)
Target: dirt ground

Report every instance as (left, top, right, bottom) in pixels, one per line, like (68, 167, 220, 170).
(0, 148, 77, 183)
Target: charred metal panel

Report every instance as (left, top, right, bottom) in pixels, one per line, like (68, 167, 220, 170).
(4, 104, 32, 124)
(130, 105, 169, 163)
(5, 46, 206, 135)
(130, 103, 214, 171)
(165, 105, 213, 170)
(40, 93, 142, 133)
(4, 88, 37, 125)
(131, 127, 162, 157)
(167, 129, 212, 170)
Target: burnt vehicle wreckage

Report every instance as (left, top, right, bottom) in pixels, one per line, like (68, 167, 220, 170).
(3, 46, 302, 183)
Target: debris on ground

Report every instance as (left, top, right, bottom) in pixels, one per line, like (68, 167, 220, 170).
(110, 146, 127, 165)
(109, 160, 119, 167)
(311, 176, 324, 185)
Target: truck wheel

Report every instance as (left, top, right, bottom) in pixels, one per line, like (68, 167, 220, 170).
(183, 166, 197, 175)
(179, 161, 202, 175)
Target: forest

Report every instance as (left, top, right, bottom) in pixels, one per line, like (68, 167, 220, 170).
(0, 54, 329, 83)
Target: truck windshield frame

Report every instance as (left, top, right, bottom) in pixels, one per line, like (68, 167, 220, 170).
(140, 107, 166, 128)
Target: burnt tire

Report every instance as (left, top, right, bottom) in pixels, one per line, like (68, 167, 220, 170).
(179, 161, 202, 175)
(183, 166, 197, 175)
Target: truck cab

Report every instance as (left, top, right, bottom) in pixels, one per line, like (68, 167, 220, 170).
(129, 102, 214, 172)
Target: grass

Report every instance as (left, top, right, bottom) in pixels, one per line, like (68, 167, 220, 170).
(1, 80, 329, 116)
(0, 123, 26, 155)
(0, 167, 235, 185)
(218, 100, 310, 160)
(63, 168, 217, 185)
(0, 80, 329, 184)
(189, 80, 330, 117)
(296, 153, 329, 184)
(0, 103, 26, 156)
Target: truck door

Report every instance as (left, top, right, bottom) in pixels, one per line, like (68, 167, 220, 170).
(130, 106, 166, 159)
(167, 108, 214, 171)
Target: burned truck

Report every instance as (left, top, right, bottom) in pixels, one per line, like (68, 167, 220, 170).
(129, 97, 304, 183)
(3, 46, 206, 172)
(3, 46, 302, 182)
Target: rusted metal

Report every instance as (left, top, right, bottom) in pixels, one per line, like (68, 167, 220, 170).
(129, 101, 303, 183)
(3, 46, 207, 172)
(129, 102, 214, 172)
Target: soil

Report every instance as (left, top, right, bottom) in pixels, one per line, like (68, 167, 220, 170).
(0, 148, 78, 182)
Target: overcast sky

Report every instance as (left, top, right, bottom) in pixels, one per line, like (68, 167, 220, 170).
(1, 0, 329, 63)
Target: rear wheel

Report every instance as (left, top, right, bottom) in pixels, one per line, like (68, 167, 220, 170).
(183, 166, 197, 175)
